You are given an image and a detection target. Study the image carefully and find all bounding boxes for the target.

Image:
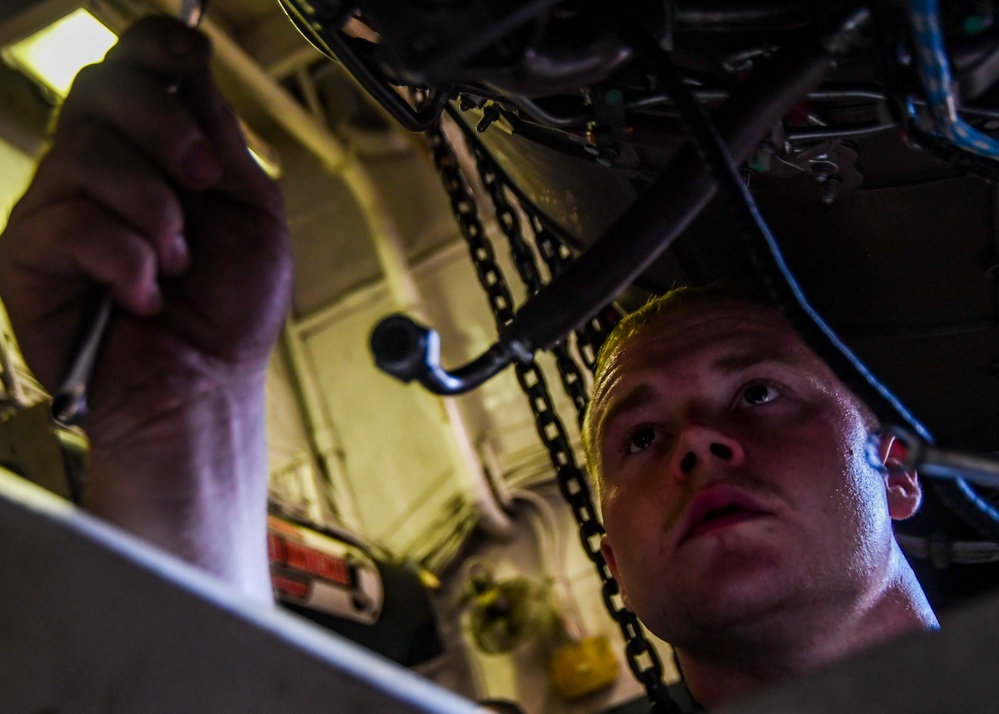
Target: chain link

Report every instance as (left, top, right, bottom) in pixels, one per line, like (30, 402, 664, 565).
(471, 141, 593, 428)
(527, 213, 621, 373)
(427, 121, 680, 713)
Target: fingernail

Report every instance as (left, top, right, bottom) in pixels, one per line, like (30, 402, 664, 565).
(167, 28, 200, 56)
(183, 139, 222, 185)
(165, 234, 190, 275)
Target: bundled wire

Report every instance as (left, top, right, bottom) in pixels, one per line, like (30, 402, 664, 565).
(908, 0, 999, 159)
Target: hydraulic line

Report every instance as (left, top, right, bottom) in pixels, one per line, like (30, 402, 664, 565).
(869, 6, 999, 536)
(908, 0, 999, 159)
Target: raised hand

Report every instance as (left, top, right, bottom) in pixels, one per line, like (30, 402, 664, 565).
(0, 14, 292, 444)
(0, 15, 293, 598)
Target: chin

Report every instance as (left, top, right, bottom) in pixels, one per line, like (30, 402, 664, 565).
(657, 558, 801, 638)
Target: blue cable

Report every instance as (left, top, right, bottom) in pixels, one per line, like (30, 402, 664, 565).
(909, 0, 999, 157)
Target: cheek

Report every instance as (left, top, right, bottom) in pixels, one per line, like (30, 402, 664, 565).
(601, 484, 673, 568)
(820, 430, 891, 565)
(752, 415, 875, 518)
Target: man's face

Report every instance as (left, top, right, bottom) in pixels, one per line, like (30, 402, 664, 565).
(591, 302, 896, 647)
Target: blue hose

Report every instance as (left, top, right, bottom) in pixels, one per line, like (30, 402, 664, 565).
(909, 0, 999, 157)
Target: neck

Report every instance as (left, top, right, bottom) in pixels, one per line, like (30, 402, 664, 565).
(677, 543, 937, 709)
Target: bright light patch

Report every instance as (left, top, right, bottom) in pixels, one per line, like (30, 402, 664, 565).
(249, 146, 282, 180)
(3, 9, 117, 99)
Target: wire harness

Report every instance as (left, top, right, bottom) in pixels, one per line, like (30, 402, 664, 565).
(908, 0, 999, 159)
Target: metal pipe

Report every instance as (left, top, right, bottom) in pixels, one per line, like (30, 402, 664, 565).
(786, 122, 895, 142)
(353, 195, 514, 539)
(279, 326, 362, 530)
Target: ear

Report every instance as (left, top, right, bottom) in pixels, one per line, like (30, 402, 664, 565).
(600, 535, 632, 610)
(879, 434, 922, 520)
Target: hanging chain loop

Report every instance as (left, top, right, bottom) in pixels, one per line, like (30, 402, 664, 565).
(427, 120, 680, 713)
(471, 140, 593, 427)
(525, 214, 619, 372)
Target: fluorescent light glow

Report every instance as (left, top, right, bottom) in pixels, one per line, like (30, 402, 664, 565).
(3, 8, 117, 99)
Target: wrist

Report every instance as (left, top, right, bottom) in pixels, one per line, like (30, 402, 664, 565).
(83, 366, 273, 602)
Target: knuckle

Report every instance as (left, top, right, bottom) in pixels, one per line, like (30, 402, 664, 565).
(110, 16, 210, 73)
(111, 232, 156, 283)
(111, 15, 175, 55)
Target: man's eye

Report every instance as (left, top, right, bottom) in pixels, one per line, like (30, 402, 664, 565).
(628, 426, 662, 454)
(741, 383, 780, 407)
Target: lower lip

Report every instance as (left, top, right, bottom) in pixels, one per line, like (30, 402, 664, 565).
(684, 512, 769, 542)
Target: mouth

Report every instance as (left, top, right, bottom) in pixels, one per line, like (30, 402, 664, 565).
(677, 485, 774, 546)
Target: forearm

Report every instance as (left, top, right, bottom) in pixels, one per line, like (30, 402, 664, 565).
(84, 372, 273, 604)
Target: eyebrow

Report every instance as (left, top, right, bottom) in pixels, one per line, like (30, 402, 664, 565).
(595, 383, 659, 447)
(595, 348, 802, 443)
(710, 349, 798, 375)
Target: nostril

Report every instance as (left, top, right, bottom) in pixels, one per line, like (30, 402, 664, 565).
(680, 451, 697, 474)
(709, 443, 733, 460)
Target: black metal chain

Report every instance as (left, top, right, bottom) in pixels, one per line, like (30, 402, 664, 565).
(443, 103, 622, 376)
(426, 122, 680, 713)
(469, 140, 592, 427)
(525, 215, 620, 372)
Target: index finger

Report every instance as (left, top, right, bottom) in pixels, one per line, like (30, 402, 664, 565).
(102, 14, 211, 81)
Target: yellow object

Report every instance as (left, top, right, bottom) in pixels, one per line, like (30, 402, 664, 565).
(3, 8, 117, 99)
(547, 634, 620, 701)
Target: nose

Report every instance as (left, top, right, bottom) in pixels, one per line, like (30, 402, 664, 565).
(674, 423, 745, 478)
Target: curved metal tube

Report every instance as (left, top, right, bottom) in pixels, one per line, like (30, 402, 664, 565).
(370, 315, 513, 395)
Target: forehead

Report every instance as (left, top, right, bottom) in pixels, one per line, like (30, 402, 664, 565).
(591, 302, 837, 425)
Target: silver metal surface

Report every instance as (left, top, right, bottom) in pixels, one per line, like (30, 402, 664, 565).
(0, 467, 479, 713)
(180, 0, 207, 26)
(918, 445, 999, 489)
